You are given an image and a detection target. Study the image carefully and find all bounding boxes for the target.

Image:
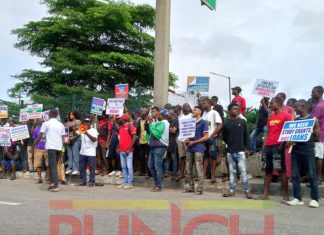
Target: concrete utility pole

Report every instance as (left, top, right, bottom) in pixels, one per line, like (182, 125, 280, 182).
(153, 0, 171, 107)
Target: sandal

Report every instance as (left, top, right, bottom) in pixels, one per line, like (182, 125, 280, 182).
(50, 187, 59, 192)
(223, 191, 235, 197)
(183, 188, 195, 193)
(35, 179, 43, 184)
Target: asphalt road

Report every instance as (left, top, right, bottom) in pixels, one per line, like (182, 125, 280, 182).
(0, 179, 323, 235)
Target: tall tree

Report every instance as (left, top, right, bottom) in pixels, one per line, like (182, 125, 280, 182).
(10, 0, 177, 101)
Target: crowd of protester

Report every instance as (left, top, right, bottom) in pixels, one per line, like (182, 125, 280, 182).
(0, 85, 323, 208)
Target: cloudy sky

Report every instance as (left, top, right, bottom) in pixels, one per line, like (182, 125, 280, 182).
(1, 0, 324, 107)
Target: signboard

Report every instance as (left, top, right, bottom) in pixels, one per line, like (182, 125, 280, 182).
(0, 105, 8, 119)
(10, 125, 30, 142)
(187, 76, 210, 92)
(106, 98, 125, 116)
(278, 119, 315, 142)
(19, 108, 29, 122)
(26, 104, 43, 119)
(201, 0, 216, 11)
(252, 79, 279, 98)
(90, 97, 105, 115)
(43, 108, 60, 121)
(178, 118, 196, 139)
(0, 127, 11, 146)
(115, 84, 129, 99)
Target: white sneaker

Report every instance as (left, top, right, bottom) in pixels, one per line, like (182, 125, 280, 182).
(286, 198, 304, 206)
(309, 200, 319, 208)
(86, 170, 90, 175)
(109, 171, 116, 176)
(117, 184, 126, 189)
(72, 171, 80, 175)
(65, 169, 72, 174)
(116, 171, 122, 177)
(123, 185, 133, 189)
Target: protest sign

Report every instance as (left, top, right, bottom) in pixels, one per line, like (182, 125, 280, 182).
(90, 97, 105, 115)
(252, 79, 279, 98)
(0, 105, 8, 119)
(26, 104, 43, 119)
(278, 119, 315, 142)
(0, 127, 11, 146)
(19, 108, 28, 122)
(178, 118, 196, 139)
(43, 108, 60, 121)
(106, 98, 125, 116)
(115, 84, 129, 99)
(10, 125, 30, 142)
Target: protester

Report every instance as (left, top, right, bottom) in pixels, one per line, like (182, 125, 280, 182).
(311, 86, 324, 184)
(0, 144, 22, 180)
(34, 109, 65, 192)
(211, 96, 224, 122)
(108, 116, 121, 177)
(260, 97, 292, 201)
(117, 114, 137, 189)
(287, 98, 297, 111)
(232, 86, 246, 116)
(286, 99, 320, 208)
(65, 111, 81, 175)
(147, 108, 169, 192)
(222, 103, 253, 199)
(202, 98, 222, 182)
(184, 106, 209, 195)
(176, 103, 192, 181)
(250, 97, 270, 154)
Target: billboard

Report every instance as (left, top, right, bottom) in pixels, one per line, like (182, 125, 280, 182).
(187, 76, 209, 93)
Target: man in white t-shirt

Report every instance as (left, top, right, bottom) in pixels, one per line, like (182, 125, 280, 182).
(34, 109, 65, 192)
(202, 98, 223, 183)
(79, 118, 99, 187)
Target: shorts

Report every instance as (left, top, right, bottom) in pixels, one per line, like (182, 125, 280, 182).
(263, 144, 286, 173)
(204, 138, 218, 160)
(34, 149, 48, 168)
(108, 141, 119, 159)
(177, 140, 187, 158)
(1, 160, 22, 172)
(315, 142, 324, 159)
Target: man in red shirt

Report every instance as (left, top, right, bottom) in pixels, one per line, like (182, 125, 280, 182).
(116, 114, 137, 189)
(232, 86, 246, 116)
(261, 96, 292, 201)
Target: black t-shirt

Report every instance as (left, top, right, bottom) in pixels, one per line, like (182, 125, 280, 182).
(213, 104, 224, 122)
(292, 115, 315, 155)
(168, 117, 179, 153)
(256, 104, 269, 128)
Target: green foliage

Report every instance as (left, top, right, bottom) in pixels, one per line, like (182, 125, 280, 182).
(10, 0, 177, 101)
(245, 107, 259, 133)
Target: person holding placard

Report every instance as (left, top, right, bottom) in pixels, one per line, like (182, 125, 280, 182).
(0, 144, 22, 180)
(184, 106, 209, 195)
(286, 99, 320, 208)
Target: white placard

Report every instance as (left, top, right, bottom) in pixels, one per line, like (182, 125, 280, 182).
(10, 125, 30, 142)
(252, 79, 279, 98)
(106, 98, 125, 116)
(178, 118, 196, 139)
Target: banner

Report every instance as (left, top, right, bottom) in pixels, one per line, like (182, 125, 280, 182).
(26, 104, 43, 119)
(90, 97, 105, 115)
(0, 105, 8, 119)
(178, 118, 196, 139)
(19, 108, 28, 122)
(0, 127, 11, 146)
(106, 98, 125, 116)
(278, 119, 315, 142)
(187, 76, 210, 92)
(43, 108, 60, 121)
(115, 84, 129, 99)
(252, 79, 279, 98)
(10, 125, 30, 142)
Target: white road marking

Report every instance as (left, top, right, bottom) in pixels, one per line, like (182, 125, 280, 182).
(0, 201, 22, 206)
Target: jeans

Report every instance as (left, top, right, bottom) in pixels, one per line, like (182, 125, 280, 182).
(164, 152, 178, 175)
(120, 152, 134, 185)
(250, 126, 268, 153)
(67, 139, 81, 171)
(79, 154, 96, 184)
(148, 147, 167, 188)
(227, 152, 249, 192)
(185, 152, 204, 192)
(48, 149, 60, 188)
(19, 145, 29, 170)
(292, 151, 318, 201)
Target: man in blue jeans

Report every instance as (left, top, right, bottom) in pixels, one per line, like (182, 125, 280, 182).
(287, 99, 320, 208)
(222, 103, 253, 199)
(147, 107, 169, 192)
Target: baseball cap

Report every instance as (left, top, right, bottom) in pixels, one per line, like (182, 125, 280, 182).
(116, 114, 129, 121)
(160, 109, 169, 116)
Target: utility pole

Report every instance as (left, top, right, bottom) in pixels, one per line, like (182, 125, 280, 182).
(153, 0, 171, 107)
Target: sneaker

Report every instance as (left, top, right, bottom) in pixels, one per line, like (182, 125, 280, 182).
(123, 185, 134, 189)
(72, 171, 80, 175)
(309, 200, 319, 208)
(117, 184, 126, 189)
(86, 170, 90, 175)
(116, 171, 122, 177)
(286, 198, 304, 206)
(65, 169, 72, 174)
(109, 171, 116, 176)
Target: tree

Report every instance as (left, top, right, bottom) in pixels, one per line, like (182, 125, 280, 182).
(10, 0, 177, 102)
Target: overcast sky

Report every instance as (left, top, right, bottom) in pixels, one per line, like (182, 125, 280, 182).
(1, 0, 324, 107)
